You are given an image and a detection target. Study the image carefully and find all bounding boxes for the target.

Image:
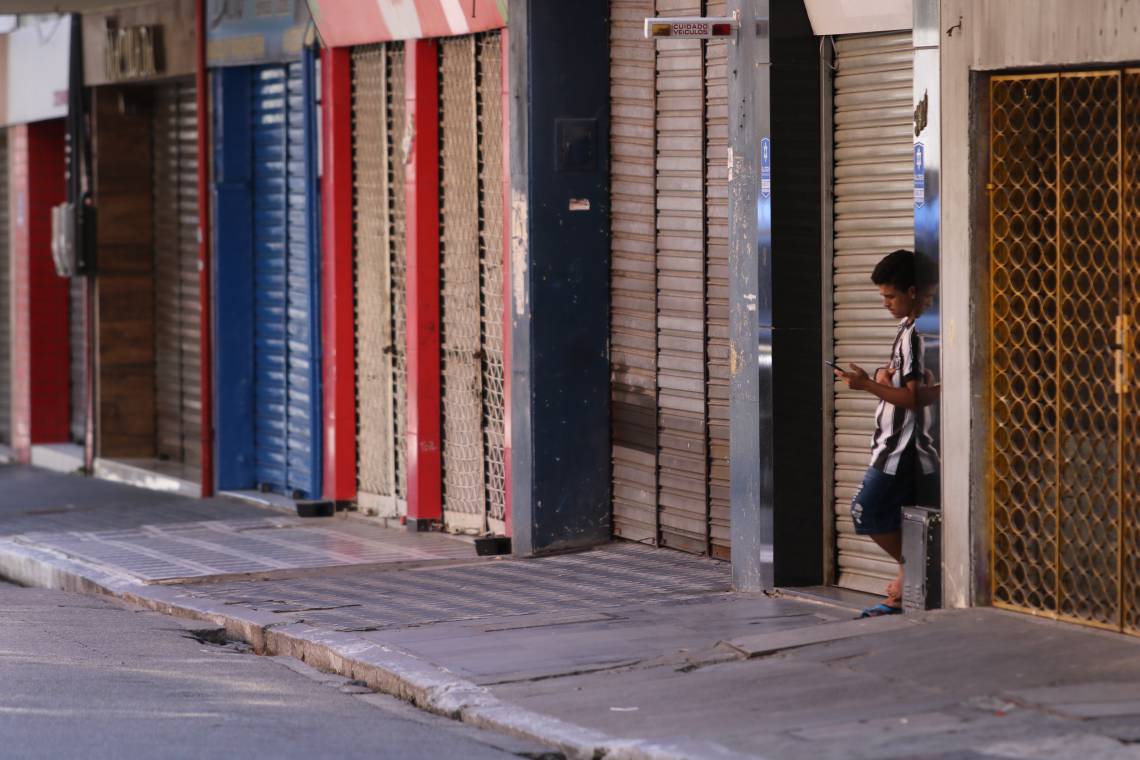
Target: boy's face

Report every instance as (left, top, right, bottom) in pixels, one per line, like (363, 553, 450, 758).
(879, 283, 918, 319)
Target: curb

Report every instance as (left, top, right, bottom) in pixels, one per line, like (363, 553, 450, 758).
(0, 538, 751, 760)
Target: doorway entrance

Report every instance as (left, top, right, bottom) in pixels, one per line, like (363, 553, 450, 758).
(989, 70, 1140, 634)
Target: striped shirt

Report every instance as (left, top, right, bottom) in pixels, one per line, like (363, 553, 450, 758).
(869, 319, 938, 476)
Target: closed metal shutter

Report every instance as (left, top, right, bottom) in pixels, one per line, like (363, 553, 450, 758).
(477, 32, 507, 535)
(68, 277, 85, 443)
(704, 0, 730, 559)
(439, 35, 485, 533)
(251, 62, 320, 498)
(610, 0, 659, 544)
(610, 0, 727, 557)
(438, 33, 507, 535)
(831, 32, 914, 593)
(353, 42, 408, 513)
(655, 0, 708, 555)
(0, 131, 9, 446)
(153, 80, 201, 468)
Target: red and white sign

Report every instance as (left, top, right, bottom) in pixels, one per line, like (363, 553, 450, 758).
(643, 16, 737, 39)
(310, 0, 507, 47)
(7, 16, 69, 126)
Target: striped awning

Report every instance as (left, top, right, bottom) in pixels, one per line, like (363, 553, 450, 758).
(309, 0, 507, 47)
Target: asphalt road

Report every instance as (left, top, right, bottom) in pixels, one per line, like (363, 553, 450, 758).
(0, 582, 553, 760)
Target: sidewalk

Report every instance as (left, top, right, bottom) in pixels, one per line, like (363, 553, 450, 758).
(2, 465, 1139, 760)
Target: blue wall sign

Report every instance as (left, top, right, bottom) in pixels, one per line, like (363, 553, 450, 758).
(914, 143, 925, 208)
(760, 137, 771, 199)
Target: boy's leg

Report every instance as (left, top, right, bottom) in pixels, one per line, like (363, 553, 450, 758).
(868, 530, 903, 606)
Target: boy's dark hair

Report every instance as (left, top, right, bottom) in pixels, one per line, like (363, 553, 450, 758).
(871, 249, 915, 292)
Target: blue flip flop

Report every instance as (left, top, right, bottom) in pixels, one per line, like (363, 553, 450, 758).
(858, 603, 903, 619)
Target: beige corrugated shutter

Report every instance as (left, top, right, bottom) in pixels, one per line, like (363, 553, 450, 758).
(153, 80, 201, 468)
(705, 0, 730, 559)
(831, 32, 914, 593)
(353, 43, 408, 516)
(610, 0, 659, 545)
(0, 131, 9, 446)
(655, 0, 708, 555)
(610, 0, 727, 557)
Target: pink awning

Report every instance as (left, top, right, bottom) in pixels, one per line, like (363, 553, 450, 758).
(310, 0, 507, 47)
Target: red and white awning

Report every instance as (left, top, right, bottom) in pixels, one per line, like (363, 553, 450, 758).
(310, 0, 507, 48)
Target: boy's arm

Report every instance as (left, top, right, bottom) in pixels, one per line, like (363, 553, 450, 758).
(835, 365, 921, 410)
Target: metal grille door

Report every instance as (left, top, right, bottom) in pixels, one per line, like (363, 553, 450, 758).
(438, 33, 507, 535)
(830, 32, 914, 593)
(352, 43, 408, 513)
(0, 132, 8, 446)
(68, 277, 85, 444)
(153, 81, 201, 468)
(440, 36, 485, 533)
(991, 70, 1140, 635)
(250, 63, 320, 498)
(477, 33, 507, 534)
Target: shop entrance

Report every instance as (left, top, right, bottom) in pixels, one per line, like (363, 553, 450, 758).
(989, 70, 1140, 635)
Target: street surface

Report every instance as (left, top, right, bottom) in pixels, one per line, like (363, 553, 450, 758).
(0, 582, 552, 760)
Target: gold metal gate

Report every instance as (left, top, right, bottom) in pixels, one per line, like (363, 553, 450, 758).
(990, 70, 1140, 634)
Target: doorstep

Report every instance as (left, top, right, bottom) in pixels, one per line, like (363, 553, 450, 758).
(93, 457, 202, 499)
(30, 443, 85, 474)
(219, 489, 299, 515)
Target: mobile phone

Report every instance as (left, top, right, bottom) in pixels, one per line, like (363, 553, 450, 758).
(825, 359, 842, 372)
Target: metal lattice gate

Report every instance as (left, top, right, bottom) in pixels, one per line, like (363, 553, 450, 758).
(990, 70, 1140, 635)
(439, 32, 507, 535)
(353, 43, 409, 515)
(608, 0, 730, 558)
(153, 80, 201, 469)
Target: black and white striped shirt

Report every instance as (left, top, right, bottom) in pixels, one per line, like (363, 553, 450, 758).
(869, 319, 938, 476)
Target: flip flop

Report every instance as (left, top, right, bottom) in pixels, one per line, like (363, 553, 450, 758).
(858, 603, 903, 619)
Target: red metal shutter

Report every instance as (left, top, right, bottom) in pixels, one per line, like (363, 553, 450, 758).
(0, 131, 9, 446)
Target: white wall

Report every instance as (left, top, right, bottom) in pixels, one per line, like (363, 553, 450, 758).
(7, 16, 69, 126)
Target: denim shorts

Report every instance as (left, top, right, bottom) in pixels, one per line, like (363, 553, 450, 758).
(850, 465, 939, 535)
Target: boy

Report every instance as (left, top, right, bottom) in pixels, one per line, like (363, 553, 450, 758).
(834, 249, 939, 617)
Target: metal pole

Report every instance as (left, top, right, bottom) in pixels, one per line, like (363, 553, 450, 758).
(727, 0, 774, 591)
(195, 0, 214, 497)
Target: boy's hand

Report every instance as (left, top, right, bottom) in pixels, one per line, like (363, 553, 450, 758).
(875, 366, 894, 385)
(835, 363, 871, 391)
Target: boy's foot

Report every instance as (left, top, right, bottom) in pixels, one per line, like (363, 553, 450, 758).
(858, 603, 903, 619)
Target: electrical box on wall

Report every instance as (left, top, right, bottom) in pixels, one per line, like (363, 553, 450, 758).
(50, 200, 96, 278)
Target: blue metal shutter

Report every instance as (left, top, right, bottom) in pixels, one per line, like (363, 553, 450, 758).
(251, 62, 320, 498)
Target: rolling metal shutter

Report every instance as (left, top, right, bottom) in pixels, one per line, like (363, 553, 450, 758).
(353, 42, 408, 513)
(251, 62, 320, 498)
(831, 32, 914, 593)
(153, 80, 201, 468)
(704, 0, 730, 559)
(0, 132, 9, 446)
(610, 0, 728, 557)
(610, 0, 659, 544)
(655, 0, 708, 555)
(68, 277, 85, 444)
(439, 33, 507, 535)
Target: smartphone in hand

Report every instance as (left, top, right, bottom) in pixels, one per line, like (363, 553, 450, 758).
(825, 359, 842, 372)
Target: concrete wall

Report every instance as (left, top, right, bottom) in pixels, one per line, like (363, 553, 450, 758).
(939, 0, 1140, 606)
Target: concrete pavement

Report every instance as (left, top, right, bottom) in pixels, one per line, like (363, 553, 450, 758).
(0, 582, 551, 760)
(2, 464, 1140, 759)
